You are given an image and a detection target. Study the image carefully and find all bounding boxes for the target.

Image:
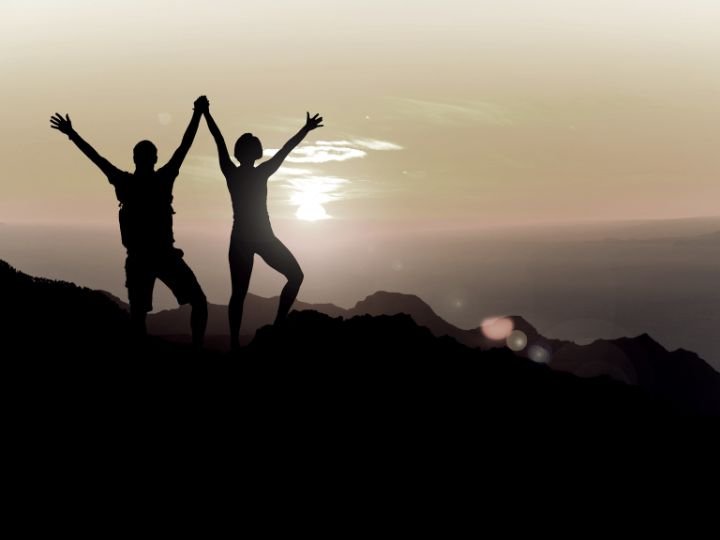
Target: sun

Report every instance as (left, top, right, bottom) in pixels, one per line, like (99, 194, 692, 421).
(296, 203, 330, 221)
(291, 185, 333, 221)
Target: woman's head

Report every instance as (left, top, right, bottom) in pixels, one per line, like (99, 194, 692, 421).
(234, 133, 263, 163)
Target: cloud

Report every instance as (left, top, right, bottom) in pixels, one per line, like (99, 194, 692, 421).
(190, 136, 403, 218)
(264, 138, 402, 164)
(354, 139, 403, 151)
(315, 139, 403, 151)
(276, 175, 353, 220)
(280, 175, 350, 198)
(272, 166, 314, 180)
(284, 176, 350, 205)
(391, 98, 514, 126)
(264, 145, 366, 163)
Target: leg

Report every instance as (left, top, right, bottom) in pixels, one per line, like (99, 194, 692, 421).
(228, 243, 254, 351)
(190, 297, 208, 348)
(130, 305, 147, 337)
(125, 254, 155, 340)
(256, 238, 304, 324)
(157, 249, 208, 347)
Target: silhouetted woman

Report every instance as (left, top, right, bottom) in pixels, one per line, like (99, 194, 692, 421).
(203, 105, 323, 351)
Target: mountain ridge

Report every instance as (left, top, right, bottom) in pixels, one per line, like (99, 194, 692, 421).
(6, 259, 719, 415)
(134, 285, 720, 414)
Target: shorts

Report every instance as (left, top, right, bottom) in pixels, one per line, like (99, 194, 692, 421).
(125, 248, 205, 313)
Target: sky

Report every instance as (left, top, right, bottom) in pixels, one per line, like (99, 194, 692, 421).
(2, 1, 720, 363)
(3, 0, 720, 227)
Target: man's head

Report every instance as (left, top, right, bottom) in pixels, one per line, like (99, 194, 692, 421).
(133, 140, 158, 169)
(234, 133, 263, 164)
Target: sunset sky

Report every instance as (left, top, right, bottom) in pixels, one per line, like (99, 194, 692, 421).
(3, 1, 720, 364)
(3, 0, 720, 228)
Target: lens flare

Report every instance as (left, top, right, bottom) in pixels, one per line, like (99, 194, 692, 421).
(481, 317, 514, 341)
(528, 344, 551, 364)
(506, 330, 528, 351)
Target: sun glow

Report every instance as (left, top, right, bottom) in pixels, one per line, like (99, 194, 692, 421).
(264, 139, 402, 222)
(295, 202, 329, 221)
(286, 175, 351, 222)
(291, 185, 333, 221)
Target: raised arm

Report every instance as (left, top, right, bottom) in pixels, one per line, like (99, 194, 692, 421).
(50, 113, 120, 178)
(262, 112, 323, 176)
(203, 107, 234, 177)
(163, 95, 208, 172)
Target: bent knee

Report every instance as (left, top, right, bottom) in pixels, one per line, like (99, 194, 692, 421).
(288, 269, 304, 287)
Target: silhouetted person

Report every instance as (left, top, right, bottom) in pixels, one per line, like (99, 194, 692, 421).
(203, 105, 323, 351)
(49, 97, 209, 346)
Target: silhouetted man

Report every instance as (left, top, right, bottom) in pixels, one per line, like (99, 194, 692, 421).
(50, 97, 209, 346)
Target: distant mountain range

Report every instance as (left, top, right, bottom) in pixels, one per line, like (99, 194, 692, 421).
(3, 258, 708, 420)
(98, 279, 720, 415)
(100, 289, 559, 352)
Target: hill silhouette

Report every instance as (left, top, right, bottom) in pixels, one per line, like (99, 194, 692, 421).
(110, 285, 720, 414)
(2, 259, 718, 416)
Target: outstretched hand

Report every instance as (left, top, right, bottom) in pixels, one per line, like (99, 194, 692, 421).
(194, 95, 209, 114)
(50, 113, 73, 135)
(304, 112, 324, 131)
